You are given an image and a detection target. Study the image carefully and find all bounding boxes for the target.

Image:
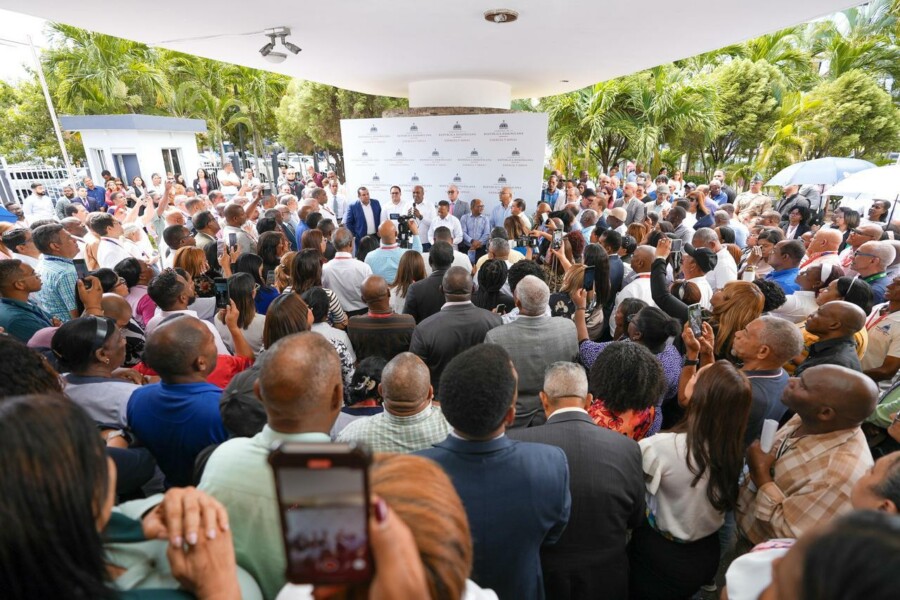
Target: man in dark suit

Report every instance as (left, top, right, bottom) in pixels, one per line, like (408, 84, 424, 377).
(403, 241, 453, 323)
(599, 229, 626, 340)
(409, 266, 502, 397)
(416, 344, 571, 600)
(343, 186, 381, 249)
(508, 362, 645, 599)
(485, 275, 578, 428)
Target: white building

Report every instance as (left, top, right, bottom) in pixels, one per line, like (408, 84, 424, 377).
(59, 114, 207, 184)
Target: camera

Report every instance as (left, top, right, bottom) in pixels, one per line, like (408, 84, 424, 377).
(392, 213, 413, 249)
(515, 235, 539, 249)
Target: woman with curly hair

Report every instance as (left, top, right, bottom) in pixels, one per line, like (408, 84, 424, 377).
(173, 246, 215, 297)
(710, 281, 766, 362)
(587, 341, 665, 440)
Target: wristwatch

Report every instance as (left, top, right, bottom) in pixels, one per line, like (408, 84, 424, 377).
(682, 357, 700, 367)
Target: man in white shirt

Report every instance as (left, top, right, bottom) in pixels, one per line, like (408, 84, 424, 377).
(428, 201, 463, 248)
(241, 168, 261, 195)
(693, 227, 737, 291)
(614, 245, 657, 314)
(221, 204, 257, 256)
(322, 228, 373, 315)
(423, 227, 473, 275)
(144, 269, 230, 354)
(326, 179, 347, 223)
(510, 198, 532, 230)
(91, 213, 133, 269)
(22, 183, 57, 224)
(2, 228, 42, 269)
(380, 185, 412, 225)
(411, 185, 435, 245)
(217, 163, 241, 199)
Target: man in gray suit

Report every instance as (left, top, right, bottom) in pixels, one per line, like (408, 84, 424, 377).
(614, 181, 647, 225)
(508, 362, 645, 599)
(410, 266, 501, 398)
(485, 275, 578, 427)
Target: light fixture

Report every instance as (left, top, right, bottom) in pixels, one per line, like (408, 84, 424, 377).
(264, 51, 288, 64)
(259, 27, 302, 60)
(484, 9, 519, 24)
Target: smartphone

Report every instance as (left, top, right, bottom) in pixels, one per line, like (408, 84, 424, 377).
(73, 258, 89, 279)
(541, 212, 549, 224)
(552, 230, 563, 249)
(266, 270, 276, 287)
(214, 277, 230, 309)
(269, 443, 373, 585)
(671, 239, 683, 253)
(687, 303, 703, 338)
(228, 232, 238, 250)
(583, 266, 596, 291)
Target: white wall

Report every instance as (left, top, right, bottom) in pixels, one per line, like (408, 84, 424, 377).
(78, 129, 201, 183)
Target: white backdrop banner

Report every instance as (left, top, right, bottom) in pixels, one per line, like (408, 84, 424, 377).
(340, 113, 548, 215)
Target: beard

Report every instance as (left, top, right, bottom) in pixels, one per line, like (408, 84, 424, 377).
(188, 294, 196, 306)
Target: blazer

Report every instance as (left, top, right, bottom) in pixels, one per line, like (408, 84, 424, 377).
(344, 199, 382, 243)
(782, 222, 811, 240)
(280, 222, 298, 252)
(409, 303, 501, 396)
(484, 314, 579, 428)
(508, 411, 645, 599)
(417, 435, 571, 600)
(403, 268, 448, 323)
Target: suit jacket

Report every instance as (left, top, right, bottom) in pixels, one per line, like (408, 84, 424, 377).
(403, 269, 448, 323)
(782, 222, 811, 240)
(485, 314, 578, 428)
(280, 222, 298, 251)
(508, 411, 645, 599)
(409, 303, 501, 396)
(344, 199, 382, 243)
(417, 435, 571, 600)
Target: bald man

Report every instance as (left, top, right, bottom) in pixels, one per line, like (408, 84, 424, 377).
(839, 223, 884, 274)
(200, 332, 343, 599)
(409, 266, 502, 397)
(337, 352, 450, 452)
(101, 293, 145, 366)
(737, 364, 877, 545)
(363, 218, 422, 284)
(613, 245, 658, 314)
(800, 228, 842, 270)
(795, 301, 867, 376)
(126, 315, 226, 487)
(348, 275, 416, 362)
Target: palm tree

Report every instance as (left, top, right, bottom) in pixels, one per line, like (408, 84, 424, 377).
(43, 23, 171, 114)
(811, 0, 900, 80)
(582, 78, 634, 172)
(194, 90, 251, 161)
(540, 89, 592, 174)
(232, 66, 288, 172)
(754, 91, 821, 178)
(741, 27, 815, 88)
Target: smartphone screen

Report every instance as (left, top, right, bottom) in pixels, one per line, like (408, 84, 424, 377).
(73, 258, 89, 279)
(228, 233, 238, 250)
(214, 277, 230, 309)
(687, 303, 703, 337)
(671, 239, 683, 253)
(266, 270, 276, 287)
(583, 266, 596, 290)
(270, 444, 372, 585)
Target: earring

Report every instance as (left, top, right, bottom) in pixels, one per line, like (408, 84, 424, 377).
(104, 358, 110, 364)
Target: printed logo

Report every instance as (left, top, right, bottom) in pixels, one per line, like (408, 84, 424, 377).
(372, 173, 380, 182)
(361, 150, 368, 157)
(452, 121, 462, 131)
(369, 125, 378, 133)
(511, 148, 520, 156)
(409, 123, 418, 132)
(499, 120, 509, 130)
(470, 148, 479, 156)
(452, 173, 462, 183)
(411, 173, 420, 182)
(431, 149, 440, 157)
(497, 174, 507, 183)
(395, 149, 403, 157)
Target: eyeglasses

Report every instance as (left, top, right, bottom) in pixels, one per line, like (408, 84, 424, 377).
(116, 277, 127, 286)
(851, 229, 876, 238)
(853, 251, 878, 259)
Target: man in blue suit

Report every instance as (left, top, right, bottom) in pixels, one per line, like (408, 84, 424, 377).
(343, 186, 382, 251)
(416, 344, 571, 600)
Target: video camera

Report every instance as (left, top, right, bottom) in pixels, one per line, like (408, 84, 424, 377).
(391, 213, 413, 249)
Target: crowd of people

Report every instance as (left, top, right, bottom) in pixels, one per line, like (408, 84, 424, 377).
(1, 160, 900, 600)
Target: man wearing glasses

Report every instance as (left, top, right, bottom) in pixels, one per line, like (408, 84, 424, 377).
(446, 185, 470, 220)
(0, 259, 58, 342)
(840, 224, 885, 273)
(2, 228, 41, 269)
(851, 241, 896, 304)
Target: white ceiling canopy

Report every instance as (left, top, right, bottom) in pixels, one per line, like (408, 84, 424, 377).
(0, 0, 862, 106)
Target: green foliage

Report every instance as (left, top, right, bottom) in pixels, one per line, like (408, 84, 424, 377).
(0, 79, 84, 163)
(800, 70, 900, 158)
(275, 80, 407, 153)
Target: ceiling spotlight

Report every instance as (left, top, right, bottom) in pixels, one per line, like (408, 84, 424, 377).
(259, 35, 276, 57)
(263, 51, 288, 64)
(280, 35, 302, 55)
(484, 9, 518, 24)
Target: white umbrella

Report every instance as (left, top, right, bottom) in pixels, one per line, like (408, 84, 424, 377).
(766, 157, 876, 187)
(823, 165, 900, 199)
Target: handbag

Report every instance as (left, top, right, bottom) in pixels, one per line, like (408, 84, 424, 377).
(585, 301, 606, 341)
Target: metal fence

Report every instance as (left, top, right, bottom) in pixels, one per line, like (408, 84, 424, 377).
(0, 157, 76, 205)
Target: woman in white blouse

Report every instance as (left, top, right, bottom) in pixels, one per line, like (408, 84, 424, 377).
(771, 264, 844, 323)
(215, 273, 266, 356)
(628, 360, 752, 599)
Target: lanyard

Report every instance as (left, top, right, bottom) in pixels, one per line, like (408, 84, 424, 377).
(865, 272, 888, 284)
(799, 252, 835, 270)
(866, 306, 895, 331)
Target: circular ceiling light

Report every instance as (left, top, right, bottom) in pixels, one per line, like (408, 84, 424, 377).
(264, 51, 288, 64)
(484, 9, 518, 24)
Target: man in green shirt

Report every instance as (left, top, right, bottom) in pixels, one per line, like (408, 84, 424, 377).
(0, 259, 57, 342)
(199, 332, 343, 600)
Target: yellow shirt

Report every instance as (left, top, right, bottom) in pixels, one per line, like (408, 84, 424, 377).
(784, 325, 868, 375)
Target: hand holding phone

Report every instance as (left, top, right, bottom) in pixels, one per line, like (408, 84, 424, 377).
(582, 266, 596, 291)
(687, 303, 703, 338)
(214, 277, 230, 310)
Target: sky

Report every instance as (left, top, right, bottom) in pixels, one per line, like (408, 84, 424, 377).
(0, 10, 49, 83)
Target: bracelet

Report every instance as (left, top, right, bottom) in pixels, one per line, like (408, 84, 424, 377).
(683, 357, 700, 367)
(575, 306, 587, 311)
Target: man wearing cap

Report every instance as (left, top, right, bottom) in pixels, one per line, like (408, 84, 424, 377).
(734, 176, 772, 224)
(648, 184, 672, 215)
(681, 244, 717, 309)
(607, 207, 628, 235)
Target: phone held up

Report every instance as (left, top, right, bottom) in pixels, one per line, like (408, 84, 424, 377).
(582, 266, 596, 291)
(687, 303, 703, 338)
(269, 443, 373, 585)
(214, 277, 230, 310)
